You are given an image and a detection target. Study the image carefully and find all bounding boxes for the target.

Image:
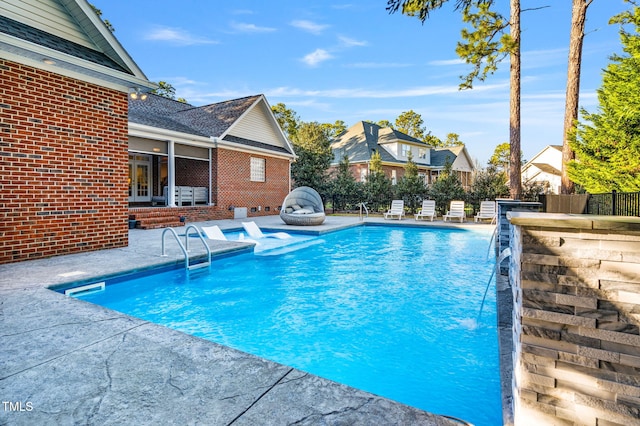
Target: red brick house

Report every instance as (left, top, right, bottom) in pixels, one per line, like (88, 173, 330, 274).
(0, 0, 155, 264)
(0, 1, 295, 264)
(330, 121, 475, 189)
(127, 93, 296, 228)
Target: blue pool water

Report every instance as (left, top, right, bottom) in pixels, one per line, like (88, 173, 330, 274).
(76, 226, 501, 425)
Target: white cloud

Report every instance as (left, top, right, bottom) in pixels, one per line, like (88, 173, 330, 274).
(301, 49, 333, 67)
(429, 58, 466, 66)
(143, 27, 218, 46)
(338, 35, 367, 47)
(268, 82, 508, 98)
(230, 21, 277, 33)
(344, 62, 412, 69)
(290, 20, 330, 35)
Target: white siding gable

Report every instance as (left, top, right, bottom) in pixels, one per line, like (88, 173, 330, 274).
(1, 0, 94, 48)
(452, 153, 473, 172)
(227, 100, 288, 150)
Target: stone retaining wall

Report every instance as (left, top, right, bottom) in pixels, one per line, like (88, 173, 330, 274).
(508, 213, 640, 425)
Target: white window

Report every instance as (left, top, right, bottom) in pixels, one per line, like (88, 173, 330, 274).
(418, 172, 426, 184)
(391, 170, 397, 185)
(401, 144, 410, 157)
(418, 148, 427, 159)
(250, 157, 265, 182)
(360, 168, 367, 182)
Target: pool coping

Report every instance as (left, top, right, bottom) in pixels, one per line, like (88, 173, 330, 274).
(1, 215, 499, 425)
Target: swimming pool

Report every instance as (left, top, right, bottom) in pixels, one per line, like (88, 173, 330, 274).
(73, 225, 500, 425)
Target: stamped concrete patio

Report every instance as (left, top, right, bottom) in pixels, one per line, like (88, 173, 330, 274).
(1, 215, 493, 425)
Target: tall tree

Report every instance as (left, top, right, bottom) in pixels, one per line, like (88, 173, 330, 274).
(396, 151, 427, 212)
(387, 0, 522, 199)
(561, 0, 593, 194)
(567, 2, 640, 193)
(395, 110, 427, 140)
(489, 142, 510, 174)
(445, 132, 464, 146)
(290, 122, 334, 194)
(322, 120, 348, 139)
(330, 154, 361, 211)
(151, 81, 187, 103)
(365, 151, 393, 211)
(271, 103, 300, 139)
(376, 119, 394, 128)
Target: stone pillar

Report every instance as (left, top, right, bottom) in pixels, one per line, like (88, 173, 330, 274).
(508, 213, 640, 425)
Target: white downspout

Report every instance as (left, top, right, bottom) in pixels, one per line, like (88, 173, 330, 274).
(209, 137, 215, 206)
(168, 140, 176, 207)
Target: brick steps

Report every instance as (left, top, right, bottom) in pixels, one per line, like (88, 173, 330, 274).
(129, 210, 184, 230)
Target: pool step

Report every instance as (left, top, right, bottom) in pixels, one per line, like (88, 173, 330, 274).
(129, 211, 184, 230)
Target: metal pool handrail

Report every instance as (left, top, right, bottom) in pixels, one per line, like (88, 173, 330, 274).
(161, 226, 211, 271)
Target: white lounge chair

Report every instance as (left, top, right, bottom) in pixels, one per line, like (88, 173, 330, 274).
(384, 200, 405, 220)
(242, 221, 292, 239)
(201, 225, 227, 240)
(415, 200, 436, 221)
(443, 200, 466, 223)
(474, 201, 497, 224)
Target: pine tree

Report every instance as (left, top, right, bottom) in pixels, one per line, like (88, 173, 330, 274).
(365, 151, 393, 212)
(567, 4, 640, 193)
(329, 154, 361, 211)
(396, 152, 426, 212)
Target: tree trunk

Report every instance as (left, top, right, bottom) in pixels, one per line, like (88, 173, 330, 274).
(509, 0, 522, 199)
(561, 0, 591, 194)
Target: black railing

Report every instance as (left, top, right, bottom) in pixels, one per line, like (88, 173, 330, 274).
(539, 191, 640, 216)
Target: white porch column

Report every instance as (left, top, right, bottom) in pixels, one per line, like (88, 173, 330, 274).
(168, 140, 176, 207)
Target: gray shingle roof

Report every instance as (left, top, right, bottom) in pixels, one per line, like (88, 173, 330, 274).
(430, 148, 458, 168)
(129, 94, 294, 155)
(175, 95, 260, 137)
(0, 15, 130, 74)
(331, 121, 425, 164)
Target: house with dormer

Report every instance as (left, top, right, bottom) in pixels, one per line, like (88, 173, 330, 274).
(330, 121, 474, 189)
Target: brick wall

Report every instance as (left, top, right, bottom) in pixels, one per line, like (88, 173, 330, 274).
(0, 60, 129, 264)
(215, 149, 290, 216)
(176, 157, 209, 187)
(508, 213, 640, 425)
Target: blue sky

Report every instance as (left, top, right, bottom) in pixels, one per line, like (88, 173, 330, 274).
(97, 1, 629, 165)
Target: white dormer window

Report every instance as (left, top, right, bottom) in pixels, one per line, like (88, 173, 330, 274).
(401, 144, 410, 157)
(418, 148, 427, 159)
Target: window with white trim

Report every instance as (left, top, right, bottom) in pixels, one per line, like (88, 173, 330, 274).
(401, 144, 411, 157)
(250, 157, 265, 182)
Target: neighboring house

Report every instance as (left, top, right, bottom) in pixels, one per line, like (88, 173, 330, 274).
(330, 121, 474, 189)
(127, 93, 295, 226)
(0, 0, 155, 264)
(521, 145, 562, 194)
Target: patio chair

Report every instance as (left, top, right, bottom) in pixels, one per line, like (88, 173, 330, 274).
(384, 200, 405, 220)
(201, 225, 227, 241)
(443, 200, 466, 223)
(415, 200, 436, 221)
(474, 201, 497, 224)
(242, 221, 292, 239)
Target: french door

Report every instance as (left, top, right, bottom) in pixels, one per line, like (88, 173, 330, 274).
(128, 154, 152, 202)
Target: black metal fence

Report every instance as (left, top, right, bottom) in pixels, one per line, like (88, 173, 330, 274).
(538, 191, 640, 216)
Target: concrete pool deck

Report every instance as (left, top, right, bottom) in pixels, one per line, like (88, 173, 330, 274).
(1, 215, 495, 425)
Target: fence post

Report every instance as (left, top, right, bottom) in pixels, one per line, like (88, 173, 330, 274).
(612, 190, 617, 216)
